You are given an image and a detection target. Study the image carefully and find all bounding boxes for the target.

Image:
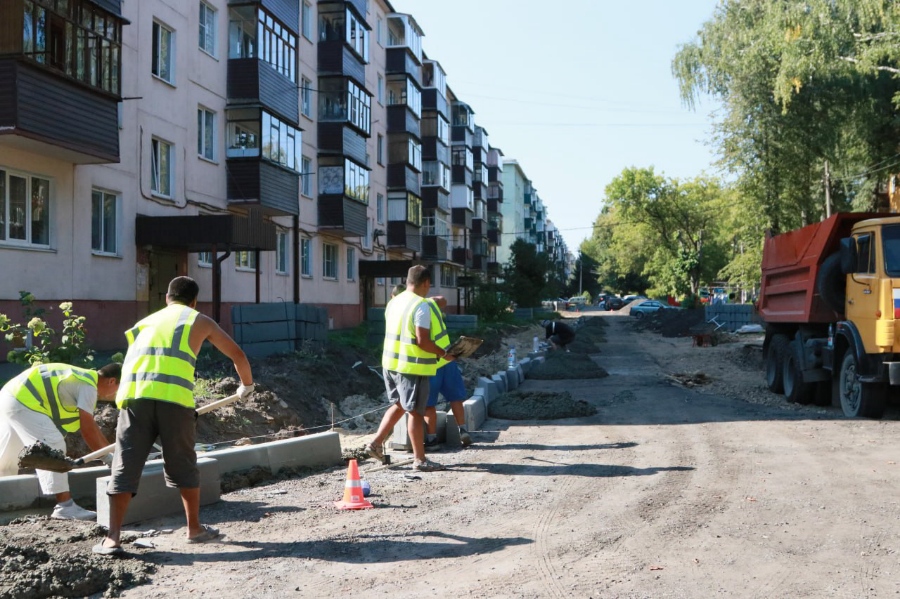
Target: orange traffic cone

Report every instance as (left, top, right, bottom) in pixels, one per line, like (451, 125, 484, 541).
(334, 459, 373, 510)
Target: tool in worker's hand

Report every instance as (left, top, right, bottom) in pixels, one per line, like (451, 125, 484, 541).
(18, 393, 242, 473)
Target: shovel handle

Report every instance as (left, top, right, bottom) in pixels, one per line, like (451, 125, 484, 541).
(75, 393, 242, 465)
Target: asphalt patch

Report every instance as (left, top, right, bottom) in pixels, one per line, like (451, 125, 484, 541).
(488, 390, 598, 420)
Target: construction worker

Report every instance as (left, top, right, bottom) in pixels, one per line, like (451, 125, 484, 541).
(423, 296, 472, 447)
(541, 319, 576, 352)
(366, 265, 450, 472)
(94, 276, 253, 556)
(0, 362, 121, 520)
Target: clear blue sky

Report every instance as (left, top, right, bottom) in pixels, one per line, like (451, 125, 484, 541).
(391, 0, 721, 253)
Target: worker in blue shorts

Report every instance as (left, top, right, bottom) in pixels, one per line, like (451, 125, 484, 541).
(423, 296, 472, 447)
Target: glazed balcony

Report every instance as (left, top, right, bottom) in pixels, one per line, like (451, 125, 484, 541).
(317, 195, 368, 237)
(227, 159, 300, 216)
(422, 187, 450, 213)
(487, 261, 501, 277)
(422, 138, 450, 164)
(387, 164, 421, 196)
(452, 207, 472, 229)
(318, 0, 367, 21)
(487, 228, 500, 245)
(385, 47, 421, 84)
(488, 165, 503, 183)
(317, 123, 368, 165)
(317, 40, 366, 83)
(387, 104, 420, 138)
(422, 88, 449, 118)
(452, 247, 472, 267)
(387, 221, 422, 252)
(487, 197, 502, 213)
(422, 235, 448, 260)
(451, 165, 472, 187)
(228, 58, 299, 124)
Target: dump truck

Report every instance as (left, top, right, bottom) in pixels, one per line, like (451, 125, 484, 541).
(759, 212, 900, 418)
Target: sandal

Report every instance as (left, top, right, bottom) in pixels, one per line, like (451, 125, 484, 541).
(92, 543, 124, 556)
(186, 524, 220, 544)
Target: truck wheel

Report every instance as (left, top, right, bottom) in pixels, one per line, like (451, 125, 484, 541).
(838, 351, 886, 419)
(765, 334, 789, 394)
(783, 340, 814, 404)
(816, 253, 846, 314)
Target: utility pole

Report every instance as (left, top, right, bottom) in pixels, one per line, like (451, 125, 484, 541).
(578, 253, 583, 295)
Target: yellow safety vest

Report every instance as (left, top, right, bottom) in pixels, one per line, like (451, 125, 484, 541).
(425, 298, 451, 368)
(7, 363, 97, 434)
(382, 290, 439, 376)
(116, 304, 198, 409)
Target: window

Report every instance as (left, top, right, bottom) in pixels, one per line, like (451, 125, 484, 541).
(376, 253, 385, 286)
(301, 76, 312, 117)
(197, 107, 216, 161)
(363, 218, 373, 250)
(343, 160, 369, 204)
(198, 251, 213, 267)
(151, 138, 173, 197)
(235, 250, 257, 270)
(377, 74, 383, 104)
(152, 21, 174, 83)
(376, 193, 384, 224)
(346, 247, 356, 280)
(377, 134, 383, 165)
(301, 156, 312, 196)
(199, 2, 217, 56)
(226, 108, 260, 157)
(323, 242, 337, 279)
(91, 189, 118, 254)
(228, 7, 296, 82)
(318, 78, 370, 134)
(376, 17, 382, 45)
(856, 234, 875, 274)
(276, 231, 289, 274)
(302, 1, 312, 40)
(0, 169, 50, 247)
(262, 111, 301, 172)
(441, 264, 456, 287)
(300, 237, 312, 276)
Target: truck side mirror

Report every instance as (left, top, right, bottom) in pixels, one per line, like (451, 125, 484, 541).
(839, 237, 857, 274)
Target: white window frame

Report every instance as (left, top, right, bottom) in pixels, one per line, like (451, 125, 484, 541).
(198, 251, 213, 267)
(301, 155, 312, 196)
(197, 107, 216, 162)
(302, 1, 312, 40)
(323, 242, 337, 279)
(301, 76, 312, 117)
(0, 168, 52, 248)
(199, 1, 217, 57)
(235, 250, 257, 271)
(300, 237, 312, 277)
(376, 193, 384, 224)
(91, 188, 119, 256)
(346, 246, 356, 281)
(152, 20, 175, 84)
(377, 74, 384, 105)
(150, 137, 174, 198)
(276, 230, 289, 274)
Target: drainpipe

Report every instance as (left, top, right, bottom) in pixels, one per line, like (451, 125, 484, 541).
(293, 215, 300, 304)
(213, 247, 232, 323)
(255, 249, 260, 304)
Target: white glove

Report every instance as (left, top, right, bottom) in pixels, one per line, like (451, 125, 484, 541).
(101, 454, 114, 467)
(237, 383, 255, 399)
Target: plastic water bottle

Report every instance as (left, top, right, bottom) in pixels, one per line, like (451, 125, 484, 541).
(533, 336, 539, 353)
(508, 347, 517, 369)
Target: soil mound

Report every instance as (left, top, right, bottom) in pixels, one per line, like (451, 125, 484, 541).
(488, 390, 598, 420)
(632, 308, 707, 337)
(0, 519, 154, 598)
(529, 352, 609, 380)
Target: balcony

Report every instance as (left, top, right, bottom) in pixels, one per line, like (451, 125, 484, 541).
(387, 221, 422, 252)
(385, 47, 421, 84)
(472, 217, 486, 236)
(451, 165, 472, 187)
(422, 187, 450, 213)
(387, 164, 421, 195)
(318, 123, 367, 165)
(472, 255, 487, 271)
(472, 237, 489, 257)
(317, 40, 366, 84)
(318, 0, 367, 20)
(487, 228, 500, 245)
(452, 247, 472, 267)
(227, 159, 300, 216)
(487, 261, 501, 276)
(422, 235, 448, 260)
(488, 165, 503, 183)
(487, 198, 503, 213)
(422, 138, 450, 164)
(422, 88, 449, 118)
(387, 105, 421, 138)
(473, 180, 487, 201)
(227, 59, 299, 124)
(451, 126, 473, 147)
(452, 208, 472, 229)
(317, 195, 368, 237)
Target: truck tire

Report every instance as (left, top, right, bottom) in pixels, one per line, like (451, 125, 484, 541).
(765, 334, 789, 394)
(816, 253, 846, 314)
(783, 340, 814, 404)
(838, 351, 886, 419)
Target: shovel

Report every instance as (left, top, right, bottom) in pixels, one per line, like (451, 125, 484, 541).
(17, 393, 242, 473)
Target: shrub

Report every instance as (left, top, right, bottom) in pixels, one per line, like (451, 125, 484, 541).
(0, 292, 94, 367)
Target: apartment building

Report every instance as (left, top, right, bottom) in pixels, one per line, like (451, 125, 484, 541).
(0, 0, 564, 353)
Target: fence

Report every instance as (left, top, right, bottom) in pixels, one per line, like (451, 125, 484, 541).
(704, 304, 763, 332)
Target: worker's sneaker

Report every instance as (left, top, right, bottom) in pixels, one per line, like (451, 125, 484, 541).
(424, 434, 440, 448)
(365, 442, 385, 463)
(51, 501, 96, 521)
(413, 458, 445, 472)
(459, 429, 473, 447)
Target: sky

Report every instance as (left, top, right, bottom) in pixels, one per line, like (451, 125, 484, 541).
(391, 0, 722, 253)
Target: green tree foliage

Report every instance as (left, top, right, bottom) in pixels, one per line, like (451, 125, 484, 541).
(502, 239, 553, 308)
(467, 280, 514, 323)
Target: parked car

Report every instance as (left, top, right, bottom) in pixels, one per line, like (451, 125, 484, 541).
(623, 295, 648, 305)
(629, 299, 673, 318)
(604, 296, 625, 311)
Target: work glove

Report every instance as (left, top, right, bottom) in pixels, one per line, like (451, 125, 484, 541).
(101, 454, 114, 467)
(237, 383, 255, 399)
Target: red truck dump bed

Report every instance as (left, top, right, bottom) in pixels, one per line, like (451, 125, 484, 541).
(758, 212, 881, 324)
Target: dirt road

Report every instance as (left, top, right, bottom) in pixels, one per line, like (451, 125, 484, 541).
(7, 312, 900, 598)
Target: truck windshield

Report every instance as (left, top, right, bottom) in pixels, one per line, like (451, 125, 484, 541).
(882, 224, 900, 276)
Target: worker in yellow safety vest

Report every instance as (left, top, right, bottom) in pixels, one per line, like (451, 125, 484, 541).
(0, 362, 121, 520)
(366, 265, 454, 472)
(95, 276, 254, 556)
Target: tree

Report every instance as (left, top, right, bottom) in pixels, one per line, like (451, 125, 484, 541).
(502, 239, 553, 308)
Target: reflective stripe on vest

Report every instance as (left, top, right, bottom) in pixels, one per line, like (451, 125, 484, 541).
(381, 290, 439, 376)
(8, 363, 97, 434)
(116, 304, 199, 409)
